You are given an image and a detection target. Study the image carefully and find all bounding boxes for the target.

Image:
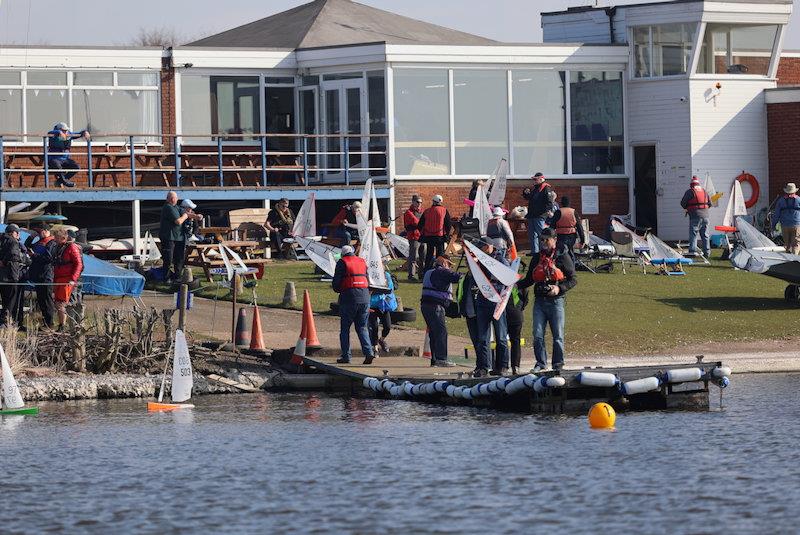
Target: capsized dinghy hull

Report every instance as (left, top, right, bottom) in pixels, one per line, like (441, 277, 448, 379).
(0, 406, 39, 415)
(147, 402, 194, 412)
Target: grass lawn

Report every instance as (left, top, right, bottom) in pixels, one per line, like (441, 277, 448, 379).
(150, 256, 797, 355)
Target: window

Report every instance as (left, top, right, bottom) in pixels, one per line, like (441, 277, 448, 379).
(180, 75, 260, 142)
(265, 76, 295, 85)
(453, 70, 509, 175)
(570, 71, 624, 174)
(265, 86, 294, 152)
(393, 69, 450, 175)
(698, 23, 778, 75)
(73, 71, 113, 86)
(27, 88, 68, 135)
(323, 72, 363, 81)
(0, 72, 21, 85)
(117, 72, 159, 86)
(512, 70, 566, 175)
(367, 70, 386, 177)
(0, 89, 23, 140)
(27, 71, 66, 85)
(73, 89, 160, 142)
(633, 23, 695, 77)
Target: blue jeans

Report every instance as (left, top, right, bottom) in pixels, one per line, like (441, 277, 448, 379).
(421, 302, 448, 361)
(532, 297, 565, 369)
(475, 298, 509, 371)
(527, 217, 546, 254)
(339, 301, 373, 362)
(689, 213, 710, 257)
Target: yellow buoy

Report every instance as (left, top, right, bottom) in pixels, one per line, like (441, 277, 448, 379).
(588, 402, 616, 429)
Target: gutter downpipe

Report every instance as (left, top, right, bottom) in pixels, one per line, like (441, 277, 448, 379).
(605, 7, 618, 44)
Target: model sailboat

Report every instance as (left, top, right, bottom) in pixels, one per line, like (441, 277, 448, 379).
(0, 344, 39, 415)
(147, 330, 194, 412)
(716, 180, 748, 232)
(359, 182, 388, 289)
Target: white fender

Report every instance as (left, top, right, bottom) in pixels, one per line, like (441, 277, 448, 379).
(424, 383, 437, 395)
(487, 380, 500, 394)
(412, 384, 424, 396)
(522, 374, 537, 389)
(711, 366, 732, 379)
(505, 375, 534, 395)
(363, 377, 376, 389)
(382, 380, 397, 392)
(665, 368, 703, 383)
(461, 387, 474, 400)
(621, 376, 661, 396)
(446, 385, 456, 397)
(435, 381, 449, 393)
(470, 384, 482, 398)
(576, 371, 618, 387)
(533, 376, 566, 393)
(495, 377, 510, 392)
(403, 382, 414, 396)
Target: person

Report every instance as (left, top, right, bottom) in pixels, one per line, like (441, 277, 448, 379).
(264, 198, 295, 259)
(52, 227, 83, 329)
(420, 254, 462, 367)
(403, 195, 425, 281)
(332, 245, 374, 365)
(457, 269, 481, 361)
(486, 206, 515, 256)
(518, 228, 577, 372)
(506, 270, 529, 375)
(773, 183, 800, 255)
(418, 195, 452, 272)
(334, 201, 362, 246)
(522, 172, 555, 254)
(472, 242, 510, 377)
(550, 196, 586, 263)
(369, 268, 398, 355)
(47, 122, 90, 188)
(468, 179, 485, 202)
(24, 224, 57, 329)
(159, 191, 202, 281)
(680, 176, 711, 258)
(0, 224, 30, 328)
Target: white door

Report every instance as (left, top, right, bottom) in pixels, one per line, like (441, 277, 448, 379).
(321, 79, 367, 182)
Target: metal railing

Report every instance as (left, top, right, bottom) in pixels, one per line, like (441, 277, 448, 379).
(0, 132, 389, 189)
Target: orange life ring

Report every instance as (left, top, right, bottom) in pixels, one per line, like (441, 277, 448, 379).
(737, 172, 760, 209)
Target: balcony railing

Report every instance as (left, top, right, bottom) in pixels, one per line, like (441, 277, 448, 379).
(0, 133, 389, 190)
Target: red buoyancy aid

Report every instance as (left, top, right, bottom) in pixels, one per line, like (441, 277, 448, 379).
(532, 249, 565, 283)
(331, 205, 349, 226)
(555, 207, 577, 235)
(422, 205, 447, 237)
(687, 187, 710, 210)
(404, 208, 421, 241)
(340, 255, 369, 290)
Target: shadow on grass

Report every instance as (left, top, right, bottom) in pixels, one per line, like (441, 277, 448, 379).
(657, 296, 797, 312)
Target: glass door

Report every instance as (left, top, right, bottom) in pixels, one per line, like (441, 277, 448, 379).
(321, 78, 367, 182)
(297, 85, 319, 182)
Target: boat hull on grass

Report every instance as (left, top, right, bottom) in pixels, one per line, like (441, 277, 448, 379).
(0, 406, 39, 415)
(147, 402, 195, 412)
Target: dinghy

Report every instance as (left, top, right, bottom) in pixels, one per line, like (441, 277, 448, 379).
(147, 330, 194, 411)
(0, 344, 39, 416)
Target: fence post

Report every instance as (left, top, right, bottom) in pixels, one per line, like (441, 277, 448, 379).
(260, 135, 267, 187)
(0, 135, 4, 190)
(302, 136, 309, 187)
(87, 138, 93, 187)
(43, 136, 49, 188)
(344, 137, 350, 186)
(129, 135, 136, 188)
(217, 136, 224, 187)
(174, 137, 181, 187)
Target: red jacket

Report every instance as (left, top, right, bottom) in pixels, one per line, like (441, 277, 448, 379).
(404, 207, 421, 241)
(338, 255, 369, 291)
(53, 242, 83, 282)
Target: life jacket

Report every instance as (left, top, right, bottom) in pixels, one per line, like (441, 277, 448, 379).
(422, 205, 447, 237)
(331, 205, 349, 226)
(532, 249, 565, 283)
(339, 255, 368, 290)
(404, 208, 421, 241)
(422, 267, 453, 303)
(687, 186, 710, 210)
(555, 207, 577, 235)
(782, 194, 800, 210)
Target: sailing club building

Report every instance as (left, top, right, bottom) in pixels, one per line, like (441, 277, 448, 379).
(0, 0, 797, 243)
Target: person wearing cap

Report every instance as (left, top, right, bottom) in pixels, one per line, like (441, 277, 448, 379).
(420, 254, 462, 367)
(336, 201, 363, 246)
(52, 227, 83, 330)
(773, 183, 800, 255)
(332, 245, 375, 365)
(472, 241, 511, 377)
(0, 224, 30, 328)
(264, 198, 295, 259)
(47, 122, 90, 188)
(403, 195, 425, 280)
(159, 191, 202, 281)
(522, 172, 556, 255)
(549, 196, 586, 263)
(680, 176, 711, 258)
(518, 227, 577, 372)
(486, 206, 515, 256)
(418, 195, 452, 272)
(24, 224, 58, 329)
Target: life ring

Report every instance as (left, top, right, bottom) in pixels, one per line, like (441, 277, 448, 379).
(736, 172, 760, 208)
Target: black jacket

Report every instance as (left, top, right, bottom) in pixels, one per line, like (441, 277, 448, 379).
(0, 235, 30, 283)
(518, 248, 577, 299)
(522, 182, 554, 219)
(24, 235, 57, 283)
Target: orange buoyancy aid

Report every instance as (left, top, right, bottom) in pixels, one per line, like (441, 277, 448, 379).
(687, 187, 710, 210)
(422, 205, 447, 237)
(340, 255, 369, 290)
(555, 207, 577, 235)
(532, 249, 565, 283)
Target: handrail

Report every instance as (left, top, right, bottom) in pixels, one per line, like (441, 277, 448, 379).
(0, 132, 389, 139)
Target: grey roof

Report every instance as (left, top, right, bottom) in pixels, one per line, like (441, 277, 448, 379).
(189, 0, 497, 49)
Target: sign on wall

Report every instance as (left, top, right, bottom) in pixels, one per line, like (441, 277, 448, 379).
(581, 185, 599, 215)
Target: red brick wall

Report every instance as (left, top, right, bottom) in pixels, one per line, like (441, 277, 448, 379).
(777, 56, 800, 86)
(767, 101, 800, 203)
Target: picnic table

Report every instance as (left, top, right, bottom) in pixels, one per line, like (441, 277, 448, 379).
(184, 241, 270, 281)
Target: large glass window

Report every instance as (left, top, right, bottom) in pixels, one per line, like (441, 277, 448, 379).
(633, 23, 695, 77)
(512, 70, 566, 175)
(0, 89, 23, 140)
(27, 71, 66, 85)
(367, 70, 386, 177)
(73, 71, 113, 86)
(570, 71, 624, 175)
(393, 69, 450, 175)
(27, 88, 68, 135)
(73, 89, 160, 142)
(453, 70, 509, 174)
(698, 23, 778, 75)
(180, 75, 260, 141)
(265, 86, 295, 152)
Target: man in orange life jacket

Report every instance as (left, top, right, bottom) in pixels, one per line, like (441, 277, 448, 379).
(418, 195, 452, 272)
(332, 245, 375, 365)
(680, 176, 711, 258)
(773, 182, 800, 255)
(403, 195, 425, 280)
(518, 228, 577, 372)
(549, 196, 586, 263)
(522, 172, 556, 254)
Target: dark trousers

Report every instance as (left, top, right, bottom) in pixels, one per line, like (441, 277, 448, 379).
(160, 239, 186, 280)
(422, 236, 447, 272)
(508, 321, 523, 370)
(557, 233, 578, 263)
(475, 299, 509, 371)
(49, 157, 79, 182)
(272, 229, 290, 258)
(465, 315, 480, 352)
(368, 309, 392, 346)
(421, 302, 448, 362)
(35, 284, 54, 328)
(0, 283, 21, 327)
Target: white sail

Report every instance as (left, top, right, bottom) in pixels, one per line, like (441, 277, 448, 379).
(386, 232, 410, 258)
(611, 219, 650, 250)
(170, 330, 193, 403)
(722, 181, 748, 228)
(735, 216, 780, 250)
(145, 232, 161, 262)
(370, 183, 382, 228)
(360, 178, 373, 218)
(355, 211, 369, 243)
(704, 173, 720, 208)
(472, 184, 493, 236)
(646, 233, 684, 261)
(463, 239, 520, 287)
(361, 226, 388, 289)
(296, 236, 338, 277)
(222, 245, 249, 274)
(465, 248, 501, 303)
(292, 193, 317, 238)
(487, 159, 510, 207)
(492, 258, 520, 320)
(218, 244, 234, 281)
(0, 344, 25, 410)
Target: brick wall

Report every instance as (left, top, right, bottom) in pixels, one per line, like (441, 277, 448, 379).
(767, 101, 800, 202)
(777, 56, 800, 86)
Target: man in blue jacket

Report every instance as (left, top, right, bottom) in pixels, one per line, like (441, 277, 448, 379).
(773, 183, 800, 255)
(47, 122, 90, 188)
(420, 254, 462, 367)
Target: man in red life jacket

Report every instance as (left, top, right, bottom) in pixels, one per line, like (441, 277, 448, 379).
(680, 176, 711, 257)
(332, 245, 374, 365)
(550, 196, 586, 263)
(418, 195, 452, 272)
(403, 195, 424, 280)
(518, 228, 577, 372)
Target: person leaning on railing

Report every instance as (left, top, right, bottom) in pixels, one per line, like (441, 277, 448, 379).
(47, 122, 90, 188)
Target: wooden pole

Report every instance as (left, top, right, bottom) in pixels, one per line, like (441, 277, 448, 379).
(230, 271, 238, 344)
(178, 283, 188, 331)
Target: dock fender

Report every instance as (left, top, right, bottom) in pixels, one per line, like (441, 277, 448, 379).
(620, 376, 661, 396)
(446, 385, 457, 397)
(424, 383, 437, 395)
(576, 371, 618, 387)
(453, 386, 466, 399)
(717, 376, 730, 389)
(461, 387, 474, 400)
(389, 385, 402, 397)
(505, 375, 535, 395)
(403, 382, 415, 396)
(533, 376, 567, 393)
(381, 380, 397, 392)
(434, 381, 449, 393)
(522, 374, 537, 389)
(478, 383, 492, 396)
(363, 377, 377, 389)
(411, 384, 424, 396)
(495, 377, 511, 392)
(711, 366, 732, 379)
(470, 384, 483, 398)
(664, 368, 703, 384)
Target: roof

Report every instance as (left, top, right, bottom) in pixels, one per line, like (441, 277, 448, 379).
(542, 0, 793, 17)
(189, 0, 497, 49)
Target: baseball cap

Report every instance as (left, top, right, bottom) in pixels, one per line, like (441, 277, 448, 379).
(492, 206, 504, 217)
(54, 122, 70, 131)
(432, 194, 443, 204)
(5, 224, 20, 234)
(342, 245, 355, 255)
(181, 199, 197, 209)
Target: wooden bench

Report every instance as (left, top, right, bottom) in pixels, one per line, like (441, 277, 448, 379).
(184, 241, 270, 281)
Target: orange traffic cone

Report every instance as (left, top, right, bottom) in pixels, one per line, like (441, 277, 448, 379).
(235, 308, 250, 348)
(250, 305, 265, 351)
(509, 242, 518, 261)
(422, 328, 432, 363)
(290, 311, 308, 365)
(302, 290, 321, 350)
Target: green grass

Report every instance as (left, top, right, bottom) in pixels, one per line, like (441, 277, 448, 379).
(149, 257, 797, 355)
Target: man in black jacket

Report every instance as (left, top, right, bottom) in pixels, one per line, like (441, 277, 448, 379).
(25, 224, 58, 329)
(518, 228, 577, 372)
(522, 172, 555, 255)
(0, 224, 30, 328)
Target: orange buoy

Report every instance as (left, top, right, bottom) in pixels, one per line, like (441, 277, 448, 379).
(588, 402, 616, 429)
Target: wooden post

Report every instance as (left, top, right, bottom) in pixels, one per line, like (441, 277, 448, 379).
(230, 271, 238, 344)
(177, 283, 188, 331)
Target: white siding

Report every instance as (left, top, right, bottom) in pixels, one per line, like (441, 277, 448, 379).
(542, 10, 627, 44)
(626, 79, 693, 240)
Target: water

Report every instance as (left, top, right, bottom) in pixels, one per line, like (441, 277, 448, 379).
(1, 373, 798, 534)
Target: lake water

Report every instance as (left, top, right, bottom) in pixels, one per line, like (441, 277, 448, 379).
(1, 373, 798, 533)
